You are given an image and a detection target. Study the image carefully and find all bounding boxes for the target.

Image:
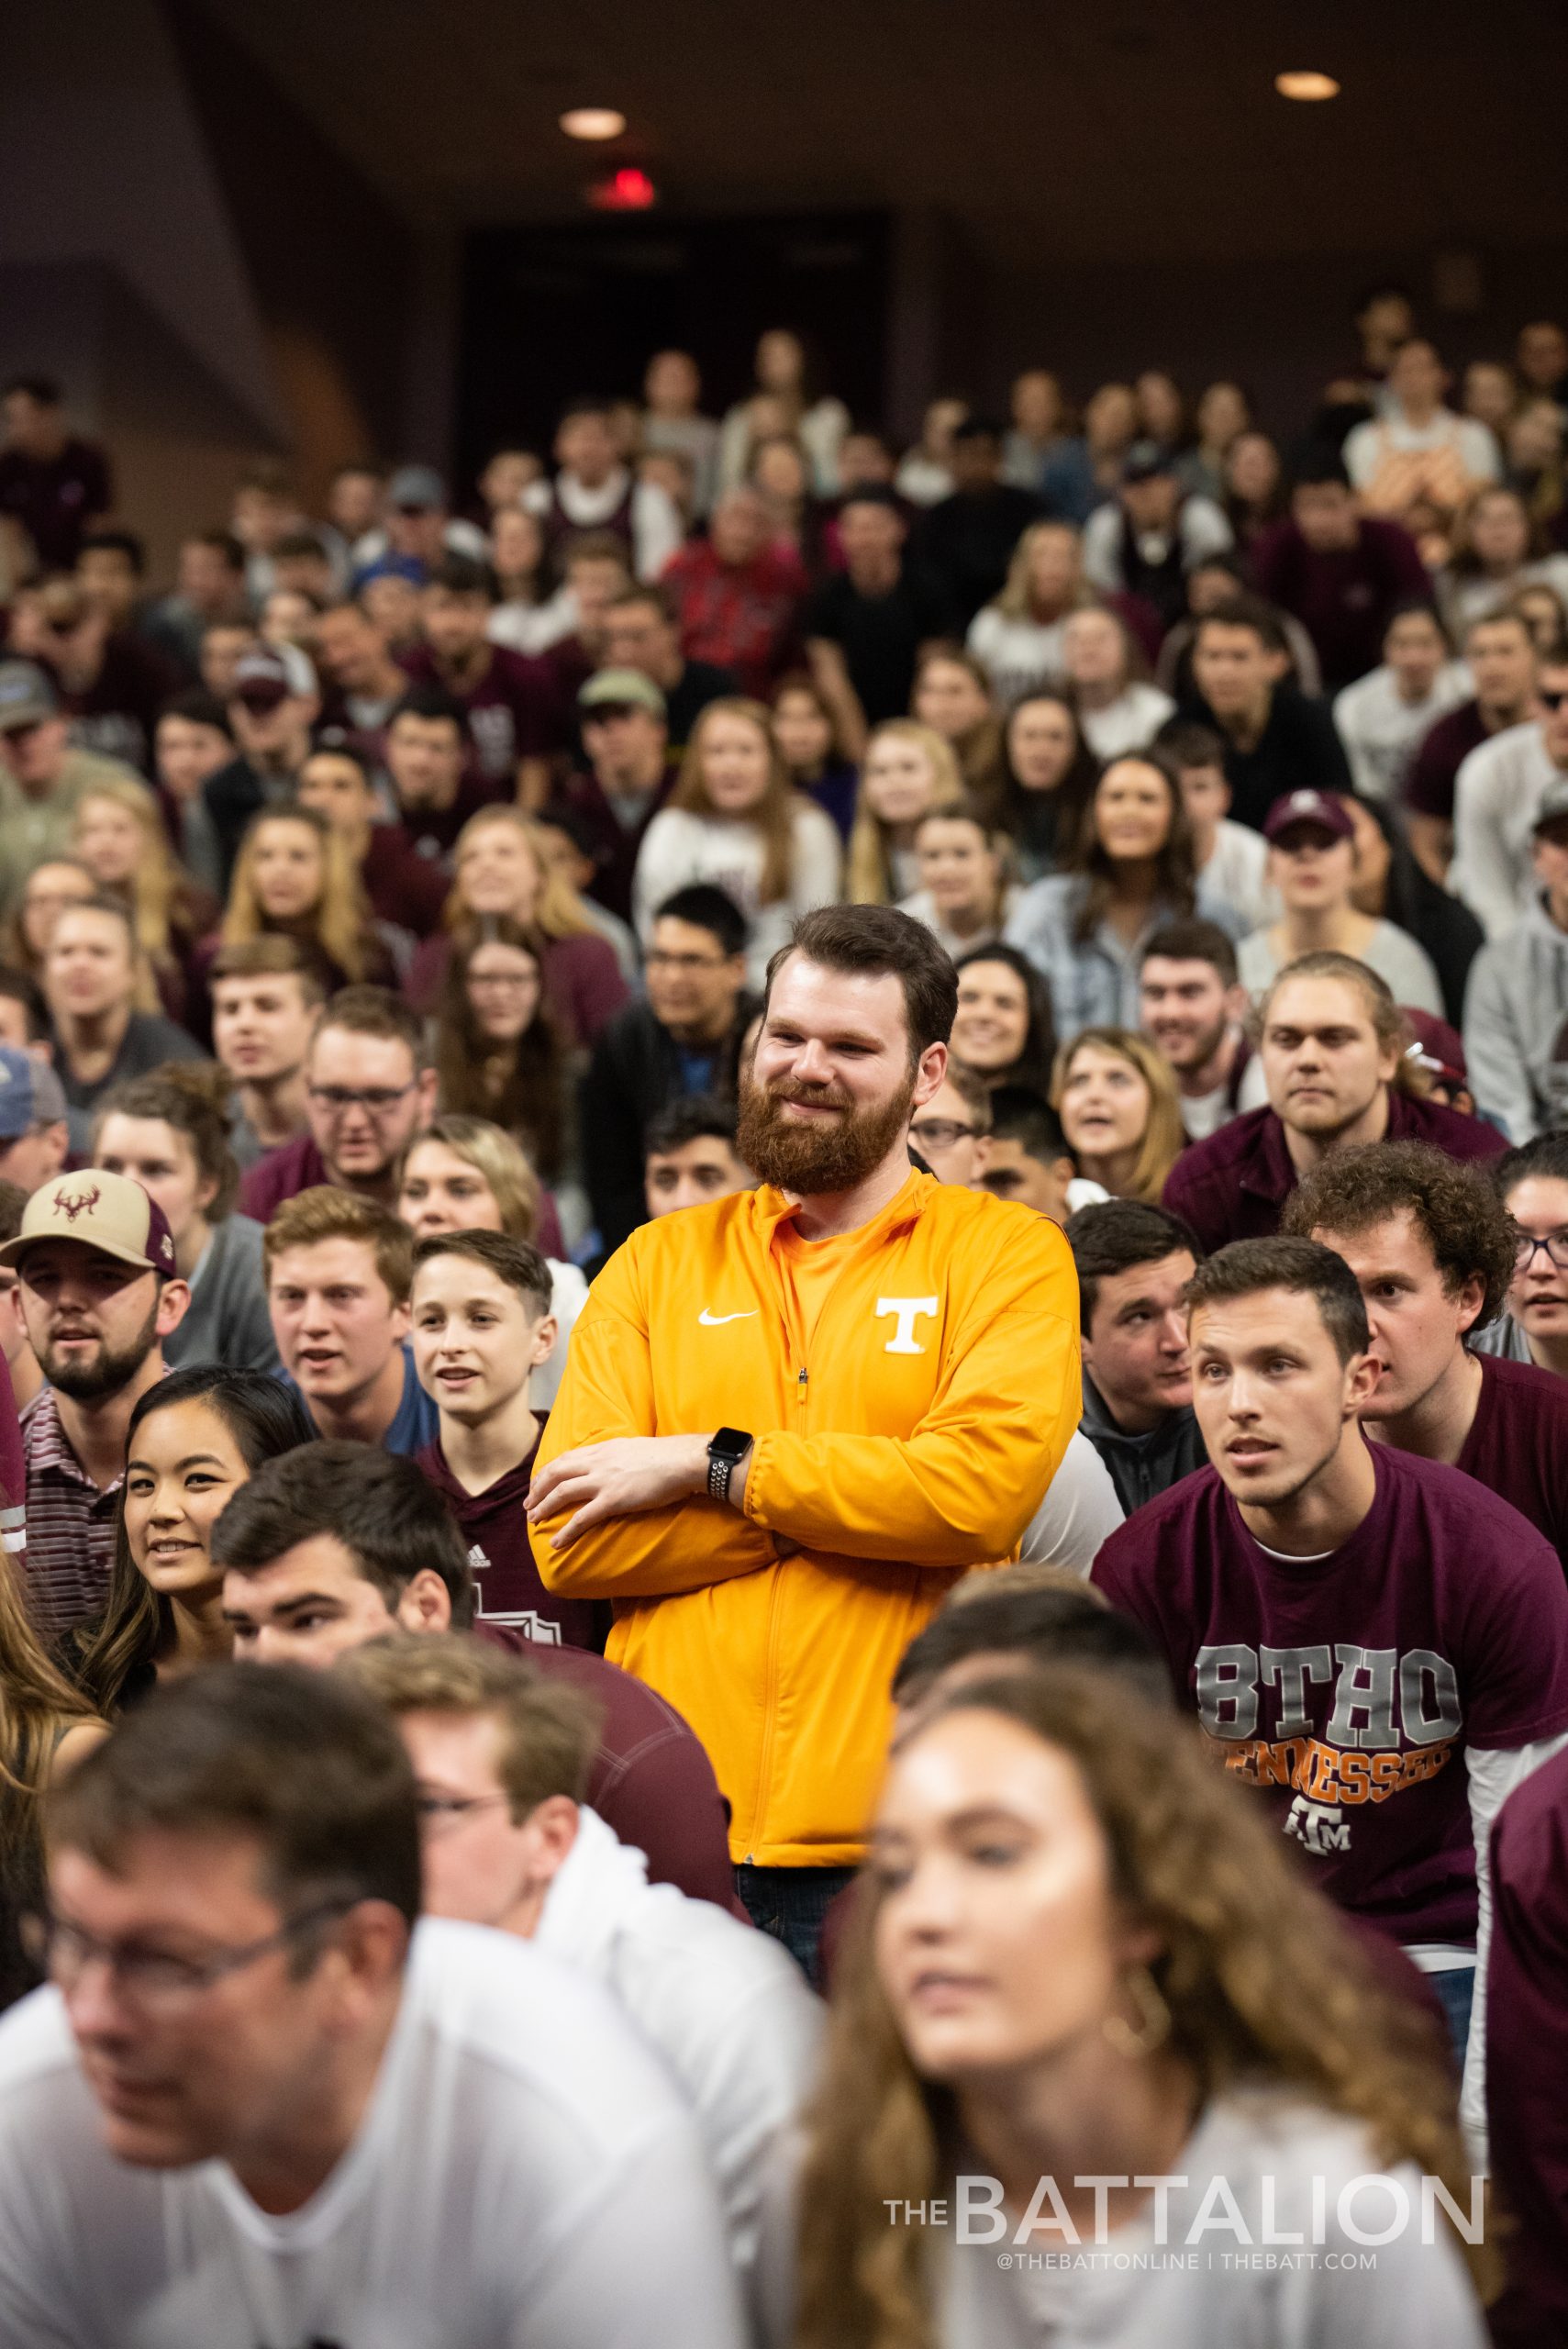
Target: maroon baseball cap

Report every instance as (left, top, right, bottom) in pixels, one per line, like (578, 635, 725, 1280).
(1262, 789, 1356, 844)
(1403, 1009, 1468, 1091)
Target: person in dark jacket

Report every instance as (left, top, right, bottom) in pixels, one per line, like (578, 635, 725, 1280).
(580, 884, 754, 1255)
(1182, 596, 1353, 831)
(202, 649, 317, 891)
(1066, 1198, 1208, 1514)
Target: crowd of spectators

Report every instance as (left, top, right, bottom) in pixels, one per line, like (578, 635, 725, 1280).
(0, 296, 1563, 2339)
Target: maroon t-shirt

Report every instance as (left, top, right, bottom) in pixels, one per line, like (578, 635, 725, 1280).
(1485, 1743, 1568, 2345)
(362, 823, 451, 937)
(1453, 1351, 1568, 1575)
(1403, 699, 1490, 823)
(1092, 1443, 1568, 1942)
(236, 1131, 329, 1224)
(398, 643, 551, 784)
(416, 1430, 607, 1653)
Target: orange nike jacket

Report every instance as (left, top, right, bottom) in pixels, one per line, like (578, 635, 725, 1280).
(530, 1172, 1080, 1866)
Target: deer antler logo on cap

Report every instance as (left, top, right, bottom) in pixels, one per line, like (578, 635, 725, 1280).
(52, 1185, 102, 1224)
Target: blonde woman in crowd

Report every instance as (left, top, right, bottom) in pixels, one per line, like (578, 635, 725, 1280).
(966, 520, 1087, 706)
(217, 803, 394, 997)
(1051, 1027, 1186, 1204)
(847, 720, 963, 905)
(72, 775, 217, 1029)
(910, 648, 1006, 807)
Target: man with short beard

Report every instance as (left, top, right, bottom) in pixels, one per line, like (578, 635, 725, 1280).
(528, 904, 1079, 1978)
(1, 1168, 188, 1635)
(1138, 917, 1257, 1141)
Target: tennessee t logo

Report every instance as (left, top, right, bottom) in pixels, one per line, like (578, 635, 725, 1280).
(876, 1296, 939, 1354)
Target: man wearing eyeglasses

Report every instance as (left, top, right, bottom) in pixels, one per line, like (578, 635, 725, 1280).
(906, 1060, 990, 1185)
(238, 984, 436, 1223)
(0, 1663, 744, 2347)
(1453, 641, 1568, 940)
(582, 884, 754, 1254)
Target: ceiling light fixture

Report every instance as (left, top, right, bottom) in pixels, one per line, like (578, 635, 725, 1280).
(1274, 71, 1340, 101)
(560, 106, 627, 140)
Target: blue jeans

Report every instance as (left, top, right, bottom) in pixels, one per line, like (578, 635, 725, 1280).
(1425, 1960, 1475, 2066)
(734, 1863, 856, 1987)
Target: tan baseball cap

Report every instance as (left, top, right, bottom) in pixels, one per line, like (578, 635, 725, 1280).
(0, 1168, 178, 1276)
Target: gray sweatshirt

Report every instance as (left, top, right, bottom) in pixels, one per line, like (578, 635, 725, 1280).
(163, 1213, 278, 1375)
(1462, 894, 1568, 1141)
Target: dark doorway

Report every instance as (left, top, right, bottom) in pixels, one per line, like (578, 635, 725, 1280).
(456, 209, 890, 490)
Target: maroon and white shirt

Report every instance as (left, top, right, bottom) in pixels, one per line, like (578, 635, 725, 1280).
(18, 1388, 123, 1639)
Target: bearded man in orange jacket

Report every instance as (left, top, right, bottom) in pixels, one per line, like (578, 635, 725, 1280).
(529, 903, 1079, 1973)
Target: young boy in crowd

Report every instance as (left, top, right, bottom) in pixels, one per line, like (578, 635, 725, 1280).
(409, 1230, 606, 1650)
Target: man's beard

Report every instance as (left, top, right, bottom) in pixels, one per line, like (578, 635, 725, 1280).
(38, 1297, 161, 1402)
(737, 1068, 917, 1196)
(1166, 1012, 1229, 1074)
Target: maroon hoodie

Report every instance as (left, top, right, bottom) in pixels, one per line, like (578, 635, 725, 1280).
(416, 1427, 607, 1654)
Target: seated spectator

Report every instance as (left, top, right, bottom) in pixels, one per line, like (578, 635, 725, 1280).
(404, 1230, 603, 1646)
(1513, 576, 1568, 650)
(398, 553, 549, 796)
(599, 583, 735, 754)
(1067, 1195, 1206, 1510)
(0, 858, 95, 996)
(1051, 1025, 1184, 1203)
(1162, 952, 1505, 1253)
(790, 1662, 1487, 2349)
(642, 348, 720, 516)
(1440, 484, 1568, 638)
(17, 565, 172, 777)
(1039, 379, 1139, 525)
(1221, 425, 1289, 551)
(909, 645, 1006, 804)
(3, 1167, 190, 1636)
(950, 944, 1056, 1096)
(1138, 918, 1257, 1141)
(312, 596, 415, 732)
(209, 937, 321, 1168)
(295, 739, 448, 941)
(768, 671, 858, 841)
(909, 416, 1043, 627)
(804, 485, 956, 753)
(202, 647, 318, 890)
(0, 661, 143, 917)
(0, 1045, 67, 1192)
(141, 529, 248, 683)
(1173, 378, 1251, 503)
(906, 1058, 991, 1186)
(528, 800, 639, 978)
(42, 898, 203, 1153)
(150, 690, 233, 895)
(348, 1631, 819, 2284)
(662, 486, 806, 702)
(1081, 438, 1232, 631)
(1156, 552, 1319, 703)
(1156, 717, 1273, 928)
(1238, 788, 1445, 1015)
(264, 1186, 436, 1453)
(0, 374, 111, 569)
(970, 1085, 1084, 1225)
(643, 1096, 753, 1223)
(1333, 603, 1471, 804)
(581, 884, 752, 1255)
(1093, 1234, 1568, 2097)
(898, 800, 1016, 960)
(1184, 594, 1355, 829)
(0, 1664, 741, 2342)
(965, 519, 1085, 706)
(632, 697, 841, 985)
(1453, 634, 1568, 937)
(997, 367, 1065, 491)
(1398, 606, 1540, 887)
(351, 461, 487, 589)
(94, 1065, 274, 1375)
(892, 394, 965, 507)
(523, 395, 684, 584)
(69, 1364, 313, 1718)
(553, 667, 673, 922)
(1251, 451, 1431, 692)
(484, 506, 578, 657)
(238, 983, 433, 1219)
(985, 688, 1100, 880)
(1006, 752, 1239, 1036)
(196, 617, 257, 703)
(1474, 1131, 1568, 1376)
(1465, 774, 1568, 1137)
(432, 918, 570, 1187)
(891, 1566, 1169, 1709)
(213, 802, 396, 1002)
(1286, 1141, 1568, 1570)
(845, 718, 962, 904)
(1061, 604, 1175, 763)
(71, 776, 217, 1029)
(406, 805, 629, 1044)
(1345, 336, 1503, 524)
(379, 685, 497, 864)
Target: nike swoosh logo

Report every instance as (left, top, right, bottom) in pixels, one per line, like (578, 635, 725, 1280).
(698, 1308, 757, 1326)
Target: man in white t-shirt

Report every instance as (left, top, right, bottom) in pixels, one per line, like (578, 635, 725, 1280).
(1453, 643, 1568, 938)
(1343, 340, 1501, 518)
(1333, 602, 1471, 803)
(0, 1664, 742, 2349)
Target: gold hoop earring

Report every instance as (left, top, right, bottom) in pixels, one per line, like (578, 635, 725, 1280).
(1103, 1965, 1171, 2058)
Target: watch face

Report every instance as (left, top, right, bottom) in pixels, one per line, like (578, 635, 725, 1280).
(712, 1428, 751, 1463)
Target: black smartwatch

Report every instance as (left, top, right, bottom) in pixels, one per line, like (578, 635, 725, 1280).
(706, 1427, 753, 1505)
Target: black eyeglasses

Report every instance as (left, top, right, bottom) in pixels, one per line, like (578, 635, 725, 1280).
(909, 1118, 976, 1150)
(306, 1083, 416, 1119)
(1513, 1229, 1568, 1272)
(1540, 688, 1568, 712)
(22, 1896, 355, 2012)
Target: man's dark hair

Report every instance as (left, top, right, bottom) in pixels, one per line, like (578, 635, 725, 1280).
(766, 905, 956, 1063)
(1065, 1198, 1204, 1337)
(316, 983, 428, 1070)
(79, 529, 146, 575)
(412, 1228, 553, 1319)
(426, 552, 497, 603)
(988, 1084, 1073, 1168)
(893, 1585, 1173, 1712)
(1153, 718, 1228, 773)
(273, 529, 329, 566)
(1466, 606, 1536, 650)
(1139, 915, 1239, 988)
(1184, 1235, 1370, 1366)
(559, 395, 616, 427)
(3, 375, 61, 406)
(1284, 1140, 1517, 1328)
(185, 528, 247, 573)
(159, 687, 233, 739)
(0, 1180, 28, 1244)
(654, 885, 749, 960)
(1194, 595, 1289, 656)
(0, 966, 46, 1042)
(837, 484, 904, 518)
(607, 582, 677, 623)
(1385, 598, 1451, 647)
(1496, 1129, 1568, 1206)
(210, 1442, 474, 1628)
(1290, 447, 1352, 494)
(389, 684, 466, 735)
(47, 1663, 422, 1936)
(646, 1094, 740, 1159)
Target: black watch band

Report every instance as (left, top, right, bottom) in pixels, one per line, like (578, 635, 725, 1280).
(707, 1427, 753, 1504)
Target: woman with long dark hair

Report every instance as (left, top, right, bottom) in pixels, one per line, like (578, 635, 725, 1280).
(432, 917, 571, 1185)
(989, 691, 1101, 881)
(948, 944, 1056, 1098)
